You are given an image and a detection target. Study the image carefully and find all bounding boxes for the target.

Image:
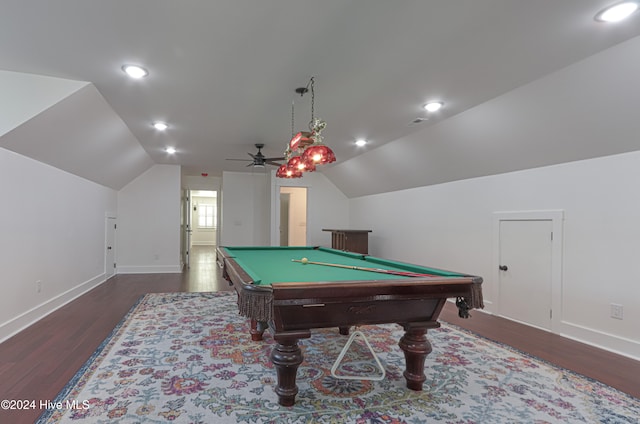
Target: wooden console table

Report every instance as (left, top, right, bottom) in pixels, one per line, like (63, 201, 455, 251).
(322, 229, 372, 254)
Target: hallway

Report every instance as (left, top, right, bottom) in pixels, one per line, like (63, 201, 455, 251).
(182, 245, 231, 292)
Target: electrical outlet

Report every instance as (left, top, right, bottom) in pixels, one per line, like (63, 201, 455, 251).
(610, 303, 623, 320)
(36, 280, 42, 293)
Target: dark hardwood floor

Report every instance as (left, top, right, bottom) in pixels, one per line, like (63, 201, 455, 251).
(1, 245, 638, 423)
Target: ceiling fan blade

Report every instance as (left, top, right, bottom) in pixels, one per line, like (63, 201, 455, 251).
(227, 147, 280, 166)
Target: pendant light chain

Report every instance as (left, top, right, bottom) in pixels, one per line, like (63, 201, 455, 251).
(291, 101, 295, 138)
(310, 77, 315, 124)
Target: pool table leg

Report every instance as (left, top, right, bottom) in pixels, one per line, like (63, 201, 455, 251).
(270, 330, 311, 406)
(398, 323, 436, 391)
(250, 319, 266, 341)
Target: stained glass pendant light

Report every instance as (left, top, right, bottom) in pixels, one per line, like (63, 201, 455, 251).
(277, 77, 336, 178)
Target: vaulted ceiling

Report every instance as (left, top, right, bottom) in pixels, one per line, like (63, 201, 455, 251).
(1, 1, 640, 196)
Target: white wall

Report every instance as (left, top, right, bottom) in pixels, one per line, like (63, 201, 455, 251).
(220, 172, 271, 246)
(182, 175, 221, 192)
(0, 148, 117, 342)
(349, 151, 640, 360)
(117, 165, 182, 273)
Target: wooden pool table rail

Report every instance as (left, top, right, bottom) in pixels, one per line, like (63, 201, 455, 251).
(218, 246, 483, 322)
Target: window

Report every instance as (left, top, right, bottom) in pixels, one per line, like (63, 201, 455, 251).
(198, 203, 216, 228)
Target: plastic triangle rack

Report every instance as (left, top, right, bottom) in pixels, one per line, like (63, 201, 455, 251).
(330, 330, 386, 381)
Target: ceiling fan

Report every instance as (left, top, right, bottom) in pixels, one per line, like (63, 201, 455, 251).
(226, 143, 285, 168)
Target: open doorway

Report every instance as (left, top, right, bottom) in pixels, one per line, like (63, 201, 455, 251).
(190, 190, 217, 247)
(279, 187, 307, 246)
(183, 190, 218, 270)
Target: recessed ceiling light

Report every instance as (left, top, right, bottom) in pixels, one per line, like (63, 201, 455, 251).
(122, 64, 148, 79)
(153, 122, 168, 131)
(355, 139, 367, 147)
(424, 102, 443, 112)
(595, 1, 639, 22)
(165, 147, 176, 154)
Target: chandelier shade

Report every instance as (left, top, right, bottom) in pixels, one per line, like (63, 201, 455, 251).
(276, 163, 303, 178)
(289, 131, 314, 151)
(287, 155, 315, 172)
(302, 144, 336, 166)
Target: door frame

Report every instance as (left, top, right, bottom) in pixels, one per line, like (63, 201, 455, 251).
(180, 189, 192, 269)
(492, 210, 564, 333)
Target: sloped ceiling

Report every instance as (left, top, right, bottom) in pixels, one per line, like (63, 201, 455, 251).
(325, 35, 640, 197)
(0, 82, 154, 190)
(1, 1, 640, 196)
(0, 70, 88, 138)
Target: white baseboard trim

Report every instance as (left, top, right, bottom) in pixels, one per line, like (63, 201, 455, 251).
(117, 265, 182, 274)
(0, 273, 107, 344)
(445, 300, 639, 360)
(560, 320, 640, 361)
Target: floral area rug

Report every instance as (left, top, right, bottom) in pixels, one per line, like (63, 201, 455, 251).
(36, 292, 639, 423)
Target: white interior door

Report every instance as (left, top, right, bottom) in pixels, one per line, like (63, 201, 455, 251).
(498, 219, 553, 330)
(105, 217, 116, 278)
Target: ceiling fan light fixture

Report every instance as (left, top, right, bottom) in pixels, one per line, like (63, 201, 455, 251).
(122, 64, 149, 79)
(595, 1, 639, 22)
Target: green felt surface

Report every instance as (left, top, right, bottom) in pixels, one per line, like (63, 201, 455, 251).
(222, 246, 463, 286)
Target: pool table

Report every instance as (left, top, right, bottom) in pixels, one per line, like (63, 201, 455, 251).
(217, 246, 483, 406)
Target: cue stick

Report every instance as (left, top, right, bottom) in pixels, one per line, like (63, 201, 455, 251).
(291, 259, 437, 278)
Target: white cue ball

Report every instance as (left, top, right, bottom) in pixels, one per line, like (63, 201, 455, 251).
(301, 257, 309, 264)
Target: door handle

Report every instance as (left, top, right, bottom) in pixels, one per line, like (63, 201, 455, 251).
(107, 246, 112, 250)
(499, 265, 508, 271)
